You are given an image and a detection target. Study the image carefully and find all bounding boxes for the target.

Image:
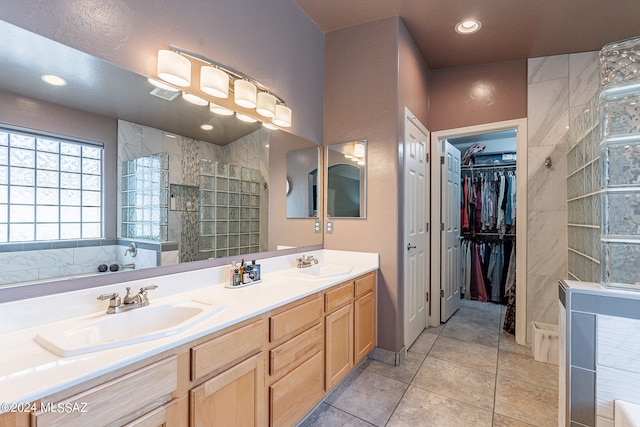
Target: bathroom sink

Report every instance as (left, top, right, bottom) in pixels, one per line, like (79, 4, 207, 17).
(35, 299, 225, 357)
(286, 264, 353, 280)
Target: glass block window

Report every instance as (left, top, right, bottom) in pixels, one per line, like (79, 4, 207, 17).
(0, 128, 103, 242)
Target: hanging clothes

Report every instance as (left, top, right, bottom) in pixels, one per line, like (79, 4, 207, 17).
(503, 246, 517, 334)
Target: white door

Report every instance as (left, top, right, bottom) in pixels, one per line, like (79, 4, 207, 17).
(441, 141, 461, 322)
(404, 111, 430, 349)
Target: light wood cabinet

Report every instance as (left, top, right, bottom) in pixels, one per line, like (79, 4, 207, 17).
(268, 351, 324, 426)
(266, 296, 324, 426)
(325, 303, 354, 390)
(124, 399, 179, 427)
(32, 356, 178, 427)
(354, 290, 376, 364)
(190, 353, 265, 427)
(191, 320, 264, 382)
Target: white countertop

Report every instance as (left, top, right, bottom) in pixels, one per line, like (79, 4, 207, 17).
(0, 249, 379, 411)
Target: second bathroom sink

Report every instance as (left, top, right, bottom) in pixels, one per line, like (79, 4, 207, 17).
(286, 264, 353, 280)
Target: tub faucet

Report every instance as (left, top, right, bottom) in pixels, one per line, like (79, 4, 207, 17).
(297, 255, 319, 268)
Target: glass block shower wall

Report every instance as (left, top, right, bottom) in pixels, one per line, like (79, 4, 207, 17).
(567, 95, 601, 282)
(198, 160, 261, 259)
(599, 36, 640, 289)
(121, 152, 169, 241)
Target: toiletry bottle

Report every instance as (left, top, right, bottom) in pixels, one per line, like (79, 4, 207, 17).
(233, 268, 240, 286)
(230, 261, 236, 285)
(252, 260, 261, 281)
(239, 259, 245, 284)
(243, 264, 250, 284)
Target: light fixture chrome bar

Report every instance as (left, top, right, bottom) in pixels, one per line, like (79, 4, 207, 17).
(169, 44, 286, 105)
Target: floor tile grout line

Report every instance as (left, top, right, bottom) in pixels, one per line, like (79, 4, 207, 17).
(322, 403, 377, 426)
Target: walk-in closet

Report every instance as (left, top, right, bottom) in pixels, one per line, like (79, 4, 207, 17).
(447, 130, 519, 335)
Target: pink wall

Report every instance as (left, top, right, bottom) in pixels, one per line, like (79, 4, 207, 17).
(0, 0, 324, 145)
(325, 17, 429, 353)
(428, 60, 527, 131)
(0, 90, 118, 238)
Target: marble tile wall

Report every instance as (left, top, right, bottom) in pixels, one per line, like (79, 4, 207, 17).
(0, 243, 158, 285)
(527, 52, 599, 341)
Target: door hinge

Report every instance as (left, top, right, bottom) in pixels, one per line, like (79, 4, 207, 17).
(426, 153, 430, 163)
(440, 222, 444, 231)
(426, 292, 429, 302)
(426, 222, 429, 232)
(440, 289, 445, 298)
(440, 156, 445, 164)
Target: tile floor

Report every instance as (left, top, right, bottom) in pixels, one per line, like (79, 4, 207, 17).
(300, 299, 558, 427)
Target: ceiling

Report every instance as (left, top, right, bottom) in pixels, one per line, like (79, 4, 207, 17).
(294, 0, 640, 69)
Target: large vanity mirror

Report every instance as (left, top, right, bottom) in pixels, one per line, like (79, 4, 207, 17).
(327, 140, 367, 218)
(0, 19, 322, 290)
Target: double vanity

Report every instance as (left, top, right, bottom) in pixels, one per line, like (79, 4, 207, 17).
(0, 249, 378, 426)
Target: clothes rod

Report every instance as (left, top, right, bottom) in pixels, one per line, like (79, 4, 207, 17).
(461, 162, 516, 170)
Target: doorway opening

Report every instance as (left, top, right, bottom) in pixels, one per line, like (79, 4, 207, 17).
(430, 119, 527, 345)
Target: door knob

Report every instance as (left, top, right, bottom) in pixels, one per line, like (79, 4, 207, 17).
(407, 243, 417, 251)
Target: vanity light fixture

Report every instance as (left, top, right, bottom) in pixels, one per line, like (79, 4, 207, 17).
(210, 103, 234, 116)
(234, 80, 257, 109)
(41, 74, 67, 86)
(236, 113, 257, 123)
(455, 19, 482, 35)
(262, 122, 279, 130)
(256, 92, 277, 117)
(182, 92, 208, 106)
(272, 104, 292, 128)
(200, 66, 229, 98)
(353, 142, 365, 158)
(157, 49, 191, 87)
(156, 45, 292, 127)
(357, 160, 365, 166)
(200, 124, 214, 131)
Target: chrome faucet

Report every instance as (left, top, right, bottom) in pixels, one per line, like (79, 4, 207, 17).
(296, 254, 319, 268)
(97, 285, 158, 314)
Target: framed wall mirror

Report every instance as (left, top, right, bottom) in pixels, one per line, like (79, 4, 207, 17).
(326, 140, 367, 218)
(286, 147, 320, 218)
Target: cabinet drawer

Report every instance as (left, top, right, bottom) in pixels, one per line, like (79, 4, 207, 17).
(269, 297, 322, 343)
(325, 281, 354, 312)
(355, 273, 375, 297)
(32, 356, 178, 427)
(124, 399, 178, 427)
(269, 351, 324, 427)
(269, 323, 322, 378)
(191, 320, 264, 382)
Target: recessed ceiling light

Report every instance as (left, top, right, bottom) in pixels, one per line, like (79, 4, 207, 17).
(200, 124, 214, 130)
(41, 74, 67, 86)
(182, 93, 208, 106)
(455, 19, 482, 35)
